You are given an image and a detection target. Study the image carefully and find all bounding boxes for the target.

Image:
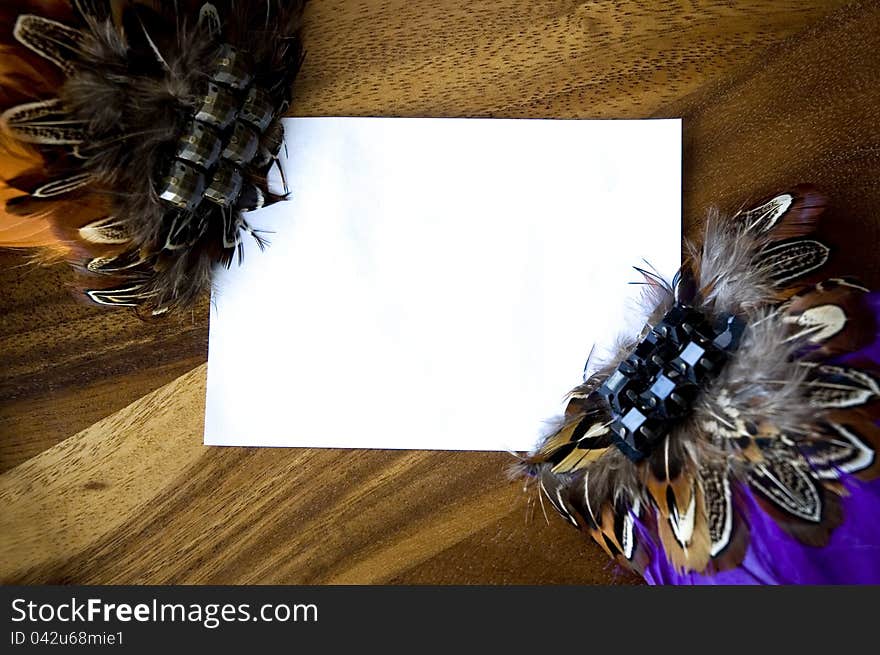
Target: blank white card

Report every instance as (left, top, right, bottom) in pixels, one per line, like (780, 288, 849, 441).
(204, 117, 681, 451)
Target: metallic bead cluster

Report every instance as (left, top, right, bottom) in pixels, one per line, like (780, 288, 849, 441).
(158, 45, 280, 220)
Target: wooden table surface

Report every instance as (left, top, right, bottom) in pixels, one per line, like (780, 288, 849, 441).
(2, 0, 879, 584)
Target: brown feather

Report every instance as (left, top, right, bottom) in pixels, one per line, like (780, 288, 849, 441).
(781, 278, 876, 357)
(738, 183, 826, 241)
(551, 445, 610, 474)
(752, 484, 842, 548)
(821, 414, 880, 481)
(644, 438, 691, 520)
(654, 479, 711, 573)
(748, 445, 843, 547)
(642, 437, 713, 572)
(708, 507, 749, 573)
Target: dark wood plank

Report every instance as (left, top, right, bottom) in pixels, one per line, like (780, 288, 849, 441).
(667, 0, 880, 290)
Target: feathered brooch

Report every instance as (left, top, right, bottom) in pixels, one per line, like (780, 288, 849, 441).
(519, 185, 880, 584)
(0, 0, 303, 314)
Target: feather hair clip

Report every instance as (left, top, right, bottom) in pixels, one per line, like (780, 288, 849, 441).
(0, 0, 304, 314)
(518, 185, 880, 584)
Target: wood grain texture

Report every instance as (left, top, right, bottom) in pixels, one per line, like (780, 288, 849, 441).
(1, 0, 874, 584)
(0, 254, 209, 472)
(0, 365, 626, 584)
(669, 0, 880, 290)
(293, 0, 852, 118)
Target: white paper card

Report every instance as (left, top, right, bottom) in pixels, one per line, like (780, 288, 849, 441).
(204, 117, 681, 451)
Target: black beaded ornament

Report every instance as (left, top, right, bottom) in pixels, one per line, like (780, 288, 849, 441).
(598, 304, 745, 461)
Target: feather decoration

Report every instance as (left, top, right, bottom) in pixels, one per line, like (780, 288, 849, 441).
(0, 0, 304, 314)
(518, 185, 880, 583)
